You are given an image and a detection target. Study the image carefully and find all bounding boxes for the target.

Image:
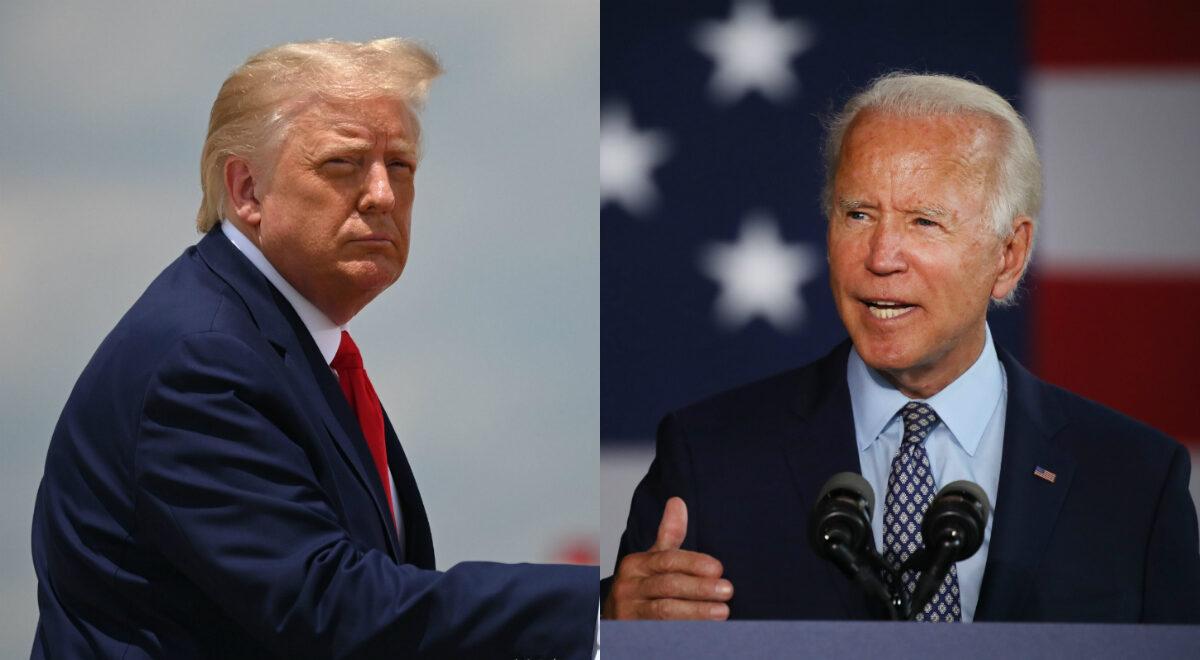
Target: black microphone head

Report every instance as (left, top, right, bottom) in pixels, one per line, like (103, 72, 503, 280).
(817, 471, 875, 519)
(924, 480, 990, 561)
(809, 472, 875, 561)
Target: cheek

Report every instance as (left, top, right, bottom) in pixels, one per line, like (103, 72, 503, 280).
(959, 239, 1003, 293)
(397, 181, 416, 212)
(825, 231, 859, 283)
(267, 177, 340, 221)
(394, 184, 415, 226)
(291, 168, 358, 207)
(935, 245, 999, 314)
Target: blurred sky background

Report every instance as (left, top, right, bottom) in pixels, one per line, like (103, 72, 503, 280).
(0, 0, 597, 652)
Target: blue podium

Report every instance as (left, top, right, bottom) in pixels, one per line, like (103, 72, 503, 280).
(601, 621, 1200, 659)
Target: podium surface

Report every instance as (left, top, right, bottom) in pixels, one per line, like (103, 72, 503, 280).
(601, 620, 1200, 659)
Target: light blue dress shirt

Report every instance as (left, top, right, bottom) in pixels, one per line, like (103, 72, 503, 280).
(847, 325, 1007, 622)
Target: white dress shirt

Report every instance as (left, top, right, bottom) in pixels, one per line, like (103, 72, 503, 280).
(221, 221, 404, 543)
(847, 324, 1007, 622)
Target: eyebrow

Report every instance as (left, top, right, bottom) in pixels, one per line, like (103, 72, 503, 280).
(907, 205, 945, 218)
(910, 205, 949, 218)
(313, 138, 417, 158)
(837, 198, 873, 212)
(836, 198, 949, 218)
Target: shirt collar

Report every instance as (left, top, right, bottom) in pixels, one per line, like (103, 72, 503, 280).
(847, 324, 1003, 457)
(221, 221, 344, 365)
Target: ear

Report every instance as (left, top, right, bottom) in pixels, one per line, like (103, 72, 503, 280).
(224, 156, 263, 231)
(991, 215, 1034, 301)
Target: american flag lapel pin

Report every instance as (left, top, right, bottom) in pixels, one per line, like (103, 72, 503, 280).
(1033, 466, 1057, 483)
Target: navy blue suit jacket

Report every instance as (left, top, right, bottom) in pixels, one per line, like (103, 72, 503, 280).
(610, 341, 1200, 622)
(32, 229, 597, 658)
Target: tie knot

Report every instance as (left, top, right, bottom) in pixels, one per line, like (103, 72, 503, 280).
(899, 401, 940, 444)
(331, 330, 363, 371)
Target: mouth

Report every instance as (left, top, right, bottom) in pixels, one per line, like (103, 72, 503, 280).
(349, 235, 394, 245)
(861, 299, 917, 320)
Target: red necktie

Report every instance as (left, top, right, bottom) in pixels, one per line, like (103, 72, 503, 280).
(331, 331, 394, 521)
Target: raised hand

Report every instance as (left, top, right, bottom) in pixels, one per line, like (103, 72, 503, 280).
(602, 497, 733, 620)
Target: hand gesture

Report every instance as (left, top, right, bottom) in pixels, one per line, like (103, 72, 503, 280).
(602, 497, 733, 620)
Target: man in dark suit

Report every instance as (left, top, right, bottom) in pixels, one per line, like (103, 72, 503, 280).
(603, 73, 1200, 623)
(32, 38, 596, 658)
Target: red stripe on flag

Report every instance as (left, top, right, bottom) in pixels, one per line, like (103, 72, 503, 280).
(1031, 0, 1200, 69)
(1032, 270, 1200, 444)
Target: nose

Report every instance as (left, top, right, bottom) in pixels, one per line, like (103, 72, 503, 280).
(358, 161, 395, 214)
(864, 217, 907, 276)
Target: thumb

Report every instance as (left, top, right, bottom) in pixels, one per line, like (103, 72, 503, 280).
(651, 496, 687, 551)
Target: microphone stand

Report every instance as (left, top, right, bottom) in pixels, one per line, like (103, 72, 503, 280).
(823, 538, 905, 620)
(901, 533, 961, 620)
(810, 475, 986, 621)
(855, 537, 957, 621)
(863, 547, 909, 621)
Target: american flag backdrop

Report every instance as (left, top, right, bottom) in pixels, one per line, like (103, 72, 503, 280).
(600, 0, 1200, 572)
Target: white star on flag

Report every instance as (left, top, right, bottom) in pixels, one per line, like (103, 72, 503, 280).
(699, 213, 821, 331)
(601, 103, 671, 216)
(694, 1, 815, 104)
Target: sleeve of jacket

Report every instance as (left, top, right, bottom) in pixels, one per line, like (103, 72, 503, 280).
(1141, 441, 1200, 622)
(134, 331, 597, 659)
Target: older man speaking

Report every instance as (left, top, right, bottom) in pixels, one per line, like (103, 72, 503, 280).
(604, 73, 1200, 623)
(31, 39, 596, 658)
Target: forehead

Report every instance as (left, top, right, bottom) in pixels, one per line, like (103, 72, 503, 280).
(286, 96, 416, 147)
(836, 110, 1000, 191)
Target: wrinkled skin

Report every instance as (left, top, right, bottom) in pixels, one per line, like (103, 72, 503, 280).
(225, 96, 419, 325)
(827, 110, 1032, 398)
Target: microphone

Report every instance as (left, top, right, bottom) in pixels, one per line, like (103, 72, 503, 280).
(809, 473, 897, 616)
(905, 480, 990, 619)
(809, 472, 874, 569)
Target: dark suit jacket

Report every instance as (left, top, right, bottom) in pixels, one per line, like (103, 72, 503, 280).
(32, 229, 597, 658)
(609, 341, 1200, 622)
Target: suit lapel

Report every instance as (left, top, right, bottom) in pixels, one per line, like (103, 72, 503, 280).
(294, 325, 405, 561)
(975, 349, 1074, 620)
(382, 412, 435, 569)
(781, 341, 876, 619)
(195, 229, 404, 561)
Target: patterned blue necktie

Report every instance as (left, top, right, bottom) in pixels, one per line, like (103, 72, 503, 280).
(883, 401, 961, 622)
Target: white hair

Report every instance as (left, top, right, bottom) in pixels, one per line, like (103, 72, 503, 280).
(821, 72, 1042, 304)
(196, 37, 442, 233)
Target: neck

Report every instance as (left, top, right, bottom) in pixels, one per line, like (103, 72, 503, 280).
(877, 325, 987, 399)
(309, 294, 366, 327)
(221, 219, 365, 326)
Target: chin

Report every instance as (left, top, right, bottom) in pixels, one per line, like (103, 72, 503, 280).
(852, 334, 919, 374)
(346, 259, 403, 291)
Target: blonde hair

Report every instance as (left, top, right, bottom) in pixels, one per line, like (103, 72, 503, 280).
(821, 73, 1042, 304)
(196, 37, 442, 232)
